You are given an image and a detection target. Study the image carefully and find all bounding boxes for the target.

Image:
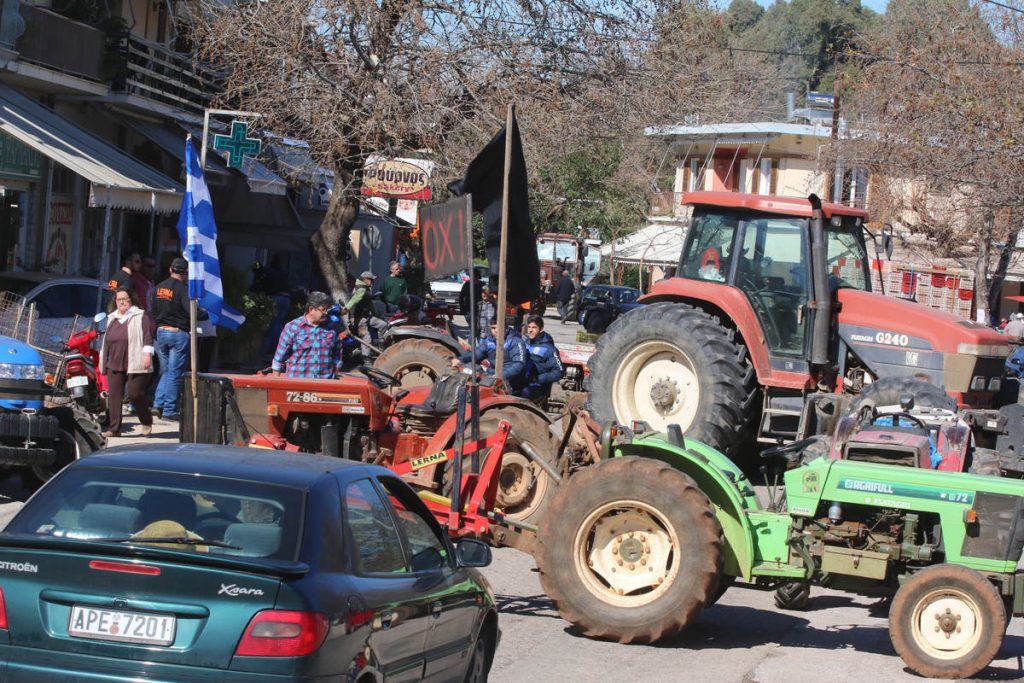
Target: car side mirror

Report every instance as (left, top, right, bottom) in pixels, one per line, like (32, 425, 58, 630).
(455, 538, 492, 568)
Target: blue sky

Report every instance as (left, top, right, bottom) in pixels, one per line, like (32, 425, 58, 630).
(754, 0, 888, 12)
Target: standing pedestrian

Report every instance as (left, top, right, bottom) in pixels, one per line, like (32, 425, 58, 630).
(106, 251, 139, 308)
(1006, 313, 1024, 338)
(151, 258, 193, 421)
(477, 285, 496, 332)
(134, 255, 156, 310)
(554, 269, 575, 324)
(272, 291, 342, 378)
(99, 287, 154, 437)
(345, 271, 389, 343)
(381, 261, 407, 313)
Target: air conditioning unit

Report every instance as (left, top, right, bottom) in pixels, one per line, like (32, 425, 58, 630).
(298, 181, 331, 211)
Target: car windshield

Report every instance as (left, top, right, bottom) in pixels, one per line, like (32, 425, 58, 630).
(5, 467, 305, 562)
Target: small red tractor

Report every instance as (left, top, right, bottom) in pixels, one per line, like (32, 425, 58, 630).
(183, 368, 568, 536)
(587, 192, 1013, 464)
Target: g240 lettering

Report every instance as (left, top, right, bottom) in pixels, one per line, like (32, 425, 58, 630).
(875, 332, 910, 347)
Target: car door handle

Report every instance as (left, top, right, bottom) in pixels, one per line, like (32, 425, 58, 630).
(430, 601, 442, 619)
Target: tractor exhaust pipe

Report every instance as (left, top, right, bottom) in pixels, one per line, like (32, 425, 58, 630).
(808, 194, 832, 367)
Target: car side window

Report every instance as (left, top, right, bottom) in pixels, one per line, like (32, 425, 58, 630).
(343, 478, 408, 574)
(375, 476, 450, 573)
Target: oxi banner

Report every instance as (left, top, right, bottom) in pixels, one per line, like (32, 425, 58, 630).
(420, 195, 470, 281)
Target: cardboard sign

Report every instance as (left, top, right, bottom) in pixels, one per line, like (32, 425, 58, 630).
(420, 196, 469, 281)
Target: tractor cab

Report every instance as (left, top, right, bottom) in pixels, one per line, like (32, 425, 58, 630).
(677, 193, 871, 359)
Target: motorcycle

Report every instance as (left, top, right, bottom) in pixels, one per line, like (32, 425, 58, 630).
(61, 312, 107, 417)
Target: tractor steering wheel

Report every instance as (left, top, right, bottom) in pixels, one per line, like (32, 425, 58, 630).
(358, 365, 402, 388)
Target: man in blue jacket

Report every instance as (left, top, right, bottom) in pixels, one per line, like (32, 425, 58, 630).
(451, 317, 528, 393)
(521, 314, 563, 400)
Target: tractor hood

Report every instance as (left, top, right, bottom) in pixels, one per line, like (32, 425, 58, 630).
(835, 288, 1008, 401)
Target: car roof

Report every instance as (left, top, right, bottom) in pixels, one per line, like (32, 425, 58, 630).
(78, 443, 367, 489)
(588, 285, 638, 292)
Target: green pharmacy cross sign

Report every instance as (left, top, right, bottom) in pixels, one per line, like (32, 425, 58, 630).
(213, 120, 261, 169)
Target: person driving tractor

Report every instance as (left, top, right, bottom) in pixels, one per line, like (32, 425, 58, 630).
(271, 291, 344, 379)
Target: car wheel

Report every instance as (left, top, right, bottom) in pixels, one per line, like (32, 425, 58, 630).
(463, 627, 492, 683)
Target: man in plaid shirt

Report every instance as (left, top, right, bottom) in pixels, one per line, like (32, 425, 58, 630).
(271, 292, 343, 378)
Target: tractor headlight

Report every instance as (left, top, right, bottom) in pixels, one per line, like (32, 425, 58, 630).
(989, 377, 1002, 392)
(0, 363, 45, 380)
(971, 376, 986, 391)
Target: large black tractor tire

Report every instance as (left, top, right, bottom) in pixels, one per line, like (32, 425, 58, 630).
(374, 338, 457, 389)
(536, 457, 723, 643)
(446, 408, 558, 526)
(889, 564, 1005, 679)
(31, 406, 105, 485)
(586, 303, 756, 459)
(848, 377, 956, 415)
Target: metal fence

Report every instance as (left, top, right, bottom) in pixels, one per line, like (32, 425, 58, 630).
(0, 291, 93, 388)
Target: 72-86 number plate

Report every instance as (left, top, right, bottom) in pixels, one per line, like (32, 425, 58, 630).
(68, 605, 176, 646)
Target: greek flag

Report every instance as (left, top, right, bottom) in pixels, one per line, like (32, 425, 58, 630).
(176, 138, 245, 331)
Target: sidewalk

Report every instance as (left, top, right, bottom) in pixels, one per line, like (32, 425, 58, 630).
(106, 414, 181, 447)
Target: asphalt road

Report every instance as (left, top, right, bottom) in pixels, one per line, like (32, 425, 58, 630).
(481, 546, 1024, 683)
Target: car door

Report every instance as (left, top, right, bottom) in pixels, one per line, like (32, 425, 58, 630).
(374, 475, 483, 682)
(340, 477, 432, 682)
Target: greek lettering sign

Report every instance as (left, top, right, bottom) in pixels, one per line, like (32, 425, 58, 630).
(420, 196, 469, 281)
(0, 133, 42, 181)
(361, 157, 432, 200)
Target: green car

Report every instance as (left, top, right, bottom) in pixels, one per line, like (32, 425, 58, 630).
(0, 445, 498, 682)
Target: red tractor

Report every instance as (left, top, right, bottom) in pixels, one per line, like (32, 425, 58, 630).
(587, 192, 1010, 462)
(184, 368, 560, 531)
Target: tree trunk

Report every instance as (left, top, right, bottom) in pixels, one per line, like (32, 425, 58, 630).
(973, 211, 994, 325)
(312, 181, 360, 304)
(987, 214, 1022, 322)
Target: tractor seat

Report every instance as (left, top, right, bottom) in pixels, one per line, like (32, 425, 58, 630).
(396, 375, 464, 417)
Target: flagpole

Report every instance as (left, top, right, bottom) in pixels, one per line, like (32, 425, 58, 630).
(191, 130, 201, 443)
(466, 193, 480, 471)
(494, 103, 514, 381)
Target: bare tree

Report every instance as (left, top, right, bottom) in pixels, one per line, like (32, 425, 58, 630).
(837, 0, 1024, 321)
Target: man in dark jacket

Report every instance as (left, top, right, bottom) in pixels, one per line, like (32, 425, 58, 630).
(450, 317, 528, 392)
(151, 258, 193, 421)
(521, 314, 563, 400)
(554, 268, 575, 324)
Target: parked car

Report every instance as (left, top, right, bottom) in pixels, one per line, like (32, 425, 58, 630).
(429, 266, 488, 310)
(0, 272, 104, 350)
(0, 445, 498, 682)
(577, 285, 641, 333)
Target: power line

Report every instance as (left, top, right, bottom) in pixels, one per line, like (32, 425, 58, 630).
(979, 0, 1024, 14)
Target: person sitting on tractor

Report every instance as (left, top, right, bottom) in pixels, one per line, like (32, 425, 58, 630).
(345, 271, 389, 344)
(450, 317, 529, 393)
(520, 314, 563, 401)
(272, 291, 344, 379)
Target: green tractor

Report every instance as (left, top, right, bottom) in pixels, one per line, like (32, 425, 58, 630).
(535, 426, 1024, 679)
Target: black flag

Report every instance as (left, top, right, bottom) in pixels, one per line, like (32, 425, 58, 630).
(448, 113, 539, 304)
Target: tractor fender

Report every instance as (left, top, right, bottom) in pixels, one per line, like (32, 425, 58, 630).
(386, 326, 466, 355)
(614, 435, 761, 580)
(640, 279, 810, 390)
(424, 396, 551, 455)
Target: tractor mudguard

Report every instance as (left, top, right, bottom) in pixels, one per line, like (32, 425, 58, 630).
(612, 434, 763, 580)
(423, 396, 551, 455)
(386, 326, 465, 355)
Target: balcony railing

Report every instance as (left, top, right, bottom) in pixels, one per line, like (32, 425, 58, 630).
(113, 34, 221, 114)
(15, 5, 104, 82)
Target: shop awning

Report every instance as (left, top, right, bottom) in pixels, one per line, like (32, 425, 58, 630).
(0, 84, 183, 213)
(123, 117, 230, 178)
(603, 222, 687, 267)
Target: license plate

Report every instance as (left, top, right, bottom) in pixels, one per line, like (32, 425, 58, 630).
(68, 605, 176, 646)
(66, 376, 89, 388)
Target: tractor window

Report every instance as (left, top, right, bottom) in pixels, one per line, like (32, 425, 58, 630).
(679, 212, 739, 283)
(826, 219, 870, 291)
(735, 218, 808, 357)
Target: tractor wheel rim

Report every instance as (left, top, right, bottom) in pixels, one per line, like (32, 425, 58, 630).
(496, 452, 534, 508)
(396, 363, 439, 388)
(612, 341, 699, 432)
(910, 588, 982, 659)
(573, 501, 679, 607)
(498, 448, 549, 521)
